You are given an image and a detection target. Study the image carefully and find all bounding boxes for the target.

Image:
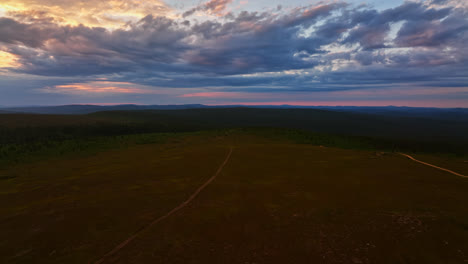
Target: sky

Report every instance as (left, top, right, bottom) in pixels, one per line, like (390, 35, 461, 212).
(0, 0, 467, 107)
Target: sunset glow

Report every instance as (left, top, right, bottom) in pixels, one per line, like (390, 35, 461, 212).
(0, 50, 20, 68)
(46, 81, 163, 95)
(0, 0, 467, 107)
(0, 0, 171, 27)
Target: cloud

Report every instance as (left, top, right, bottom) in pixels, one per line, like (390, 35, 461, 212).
(46, 81, 151, 94)
(0, 0, 467, 106)
(1, 3, 345, 77)
(183, 0, 234, 17)
(395, 10, 468, 47)
(0, 0, 171, 27)
(180, 92, 249, 98)
(0, 50, 20, 68)
(0, 17, 54, 47)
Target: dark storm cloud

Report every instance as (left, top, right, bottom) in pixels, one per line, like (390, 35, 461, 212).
(0, 0, 467, 94)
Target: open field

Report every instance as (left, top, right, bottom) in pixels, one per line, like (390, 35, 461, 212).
(1, 132, 467, 263)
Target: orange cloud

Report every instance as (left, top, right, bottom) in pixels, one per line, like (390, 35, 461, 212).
(49, 81, 154, 94)
(0, 0, 172, 28)
(204, 0, 233, 16)
(0, 51, 20, 68)
(183, 0, 234, 17)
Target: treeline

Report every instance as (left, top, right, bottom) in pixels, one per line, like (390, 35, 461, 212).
(0, 121, 196, 166)
(1, 108, 467, 167)
(0, 131, 177, 167)
(0, 122, 200, 146)
(243, 128, 468, 157)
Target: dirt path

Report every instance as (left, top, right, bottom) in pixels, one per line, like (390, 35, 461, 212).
(399, 153, 467, 178)
(93, 147, 233, 264)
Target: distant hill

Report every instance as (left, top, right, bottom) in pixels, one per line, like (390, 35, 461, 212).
(3, 107, 464, 142)
(312, 106, 468, 122)
(1, 107, 468, 155)
(85, 108, 468, 143)
(0, 104, 208, 115)
(1, 104, 468, 121)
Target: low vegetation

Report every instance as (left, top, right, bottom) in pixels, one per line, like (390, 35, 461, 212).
(1, 108, 467, 168)
(1, 108, 467, 263)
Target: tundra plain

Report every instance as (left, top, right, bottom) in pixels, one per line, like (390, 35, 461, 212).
(1, 108, 468, 263)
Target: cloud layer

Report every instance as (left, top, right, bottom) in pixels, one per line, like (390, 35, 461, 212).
(0, 0, 467, 106)
(0, 0, 171, 27)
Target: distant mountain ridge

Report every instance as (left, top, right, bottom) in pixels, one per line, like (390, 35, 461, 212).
(0, 104, 208, 114)
(1, 104, 467, 122)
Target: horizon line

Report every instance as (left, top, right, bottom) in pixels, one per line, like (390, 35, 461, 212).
(1, 103, 467, 109)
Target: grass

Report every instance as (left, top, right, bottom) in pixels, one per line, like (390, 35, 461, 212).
(2, 126, 467, 171)
(1, 132, 467, 263)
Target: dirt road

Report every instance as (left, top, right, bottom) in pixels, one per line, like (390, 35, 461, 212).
(399, 153, 467, 178)
(93, 147, 233, 264)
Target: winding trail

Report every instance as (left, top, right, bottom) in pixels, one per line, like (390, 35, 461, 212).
(399, 153, 467, 178)
(93, 147, 233, 264)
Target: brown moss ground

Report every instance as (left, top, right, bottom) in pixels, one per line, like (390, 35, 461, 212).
(0, 138, 228, 263)
(1, 133, 468, 263)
